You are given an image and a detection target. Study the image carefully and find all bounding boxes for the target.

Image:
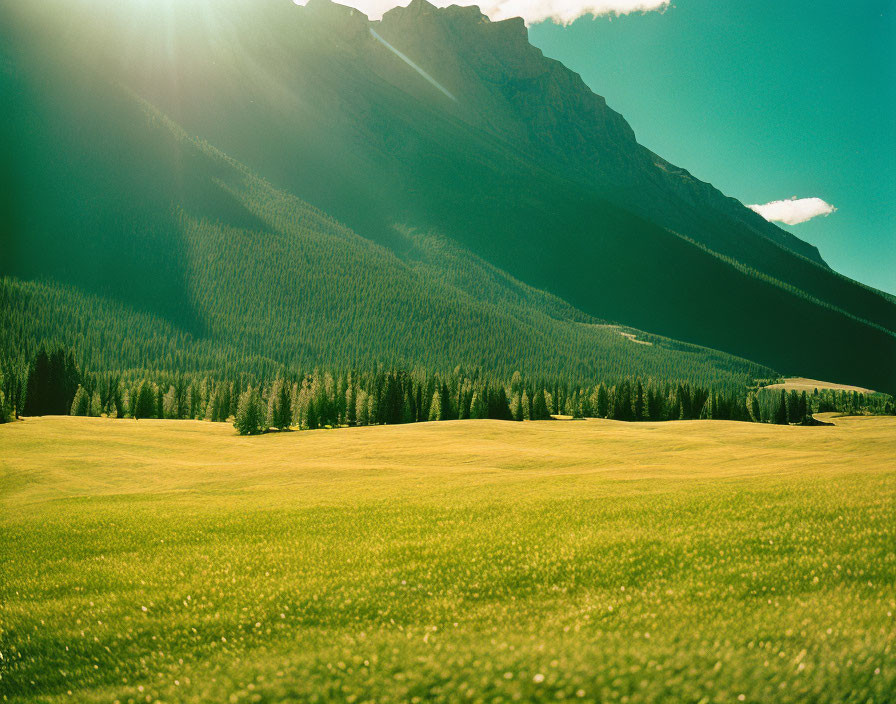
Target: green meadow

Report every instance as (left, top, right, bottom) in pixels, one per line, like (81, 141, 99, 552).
(1, 415, 894, 703)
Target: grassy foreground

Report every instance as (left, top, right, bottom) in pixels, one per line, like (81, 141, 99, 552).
(1, 415, 894, 703)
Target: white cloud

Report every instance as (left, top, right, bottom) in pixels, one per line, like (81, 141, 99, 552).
(296, 0, 669, 25)
(748, 197, 837, 226)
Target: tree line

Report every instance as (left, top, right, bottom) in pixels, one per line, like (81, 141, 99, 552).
(3, 346, 892, 432)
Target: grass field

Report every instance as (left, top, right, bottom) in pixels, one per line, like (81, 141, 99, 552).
(1, 415, 895, 703)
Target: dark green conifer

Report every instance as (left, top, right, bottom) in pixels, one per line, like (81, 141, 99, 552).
(234, 387, 266, 435)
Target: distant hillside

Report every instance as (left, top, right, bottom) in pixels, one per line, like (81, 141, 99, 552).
(763, 378, 877, 395)
(1, 0, 894, 391)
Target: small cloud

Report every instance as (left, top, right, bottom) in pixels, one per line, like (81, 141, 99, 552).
(297, 0, 669, 25)
(748, 197, 837, 226)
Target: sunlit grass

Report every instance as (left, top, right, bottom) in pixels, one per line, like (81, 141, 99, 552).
(1, 415, 894, 702)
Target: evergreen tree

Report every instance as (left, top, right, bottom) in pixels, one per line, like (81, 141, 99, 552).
(306, 397, 319, 430)
(678, 384, 692, 419)
(366, 392, 378, 426)
(133, 381, 157, 420)
(595, 383, 609, 418)
(266, 378, 292, 430)
(162, 386, 178, 419)
(440, 382, 453, 421)
(0, 389, 11, 423)
(24, 347, 81, 416)
(402, 388, 415, 424)
(428, 390, 442, 421)
(469, 391, 485, 419)
(356, 389, 369, 426)
(70, 386, 90, 416)
(748, 394, 761, 423)
(646, 385, 665, 421)
(532, 388, 550, 420)
(234, 387, 266, 435)
(489, 385, 513, 420)
(277, 379, 292, 429)
(345, 383, 357, 426)
(773, 390, 788, 425)
(797, 391, 809, 425)
(633, 381, 645, 421)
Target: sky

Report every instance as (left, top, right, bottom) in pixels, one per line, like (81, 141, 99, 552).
(526, 0, 895, 294)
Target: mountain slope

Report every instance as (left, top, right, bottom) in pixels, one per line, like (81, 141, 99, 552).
(0, 74, 768, 387)
(1, 0, 894, 391)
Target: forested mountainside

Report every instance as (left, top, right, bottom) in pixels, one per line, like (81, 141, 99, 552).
(1, 0, 894, 392)
(0, 83, 769, 388)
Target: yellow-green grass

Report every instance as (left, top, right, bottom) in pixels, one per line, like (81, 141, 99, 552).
(1, 415, 894, 703)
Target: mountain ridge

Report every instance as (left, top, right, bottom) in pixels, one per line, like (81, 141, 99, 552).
(370, 0, 828, 264)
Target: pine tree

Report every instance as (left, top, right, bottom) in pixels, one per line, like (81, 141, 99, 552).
(162, 386, 178, 419)
(633, 381, 645, 421)
(489, 385, 512, 420)
(234, 387, 265, 435)
(469, 391, 484, 419)
(596, 383, 609, 419)
(306, 397, 319, 430)
(277, 379, 292, 429)
(787, 390, 800, 424)
(70, 386, 90, 416)
(366, 393, 377, 426)
(532, 388, 549, 420)
(440, 382, 453, 421)
(0, 389, 10, 423)
(89, 391, 102, 417)
(25, 347, 81, 416)
(266, 379, 292, 430)
(428, 390, 442, 421)
(345, 383, 357, 426)
(646, 385, 665, 421)
(266, 387, 280, 430)
(356, 389, 369, 426)
(521, 390, 531, 420)
(797, 391, 809, 425)
(773, 390, 788, 425)
(748, 394, 761, 423)
(678, 384, 692, 419)
(402, 389, 414, 424)
(133, 381, 156, 420)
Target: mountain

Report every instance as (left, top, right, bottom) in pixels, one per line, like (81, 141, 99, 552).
(1, 0, 894, 391)
(0, 74, 766, 388)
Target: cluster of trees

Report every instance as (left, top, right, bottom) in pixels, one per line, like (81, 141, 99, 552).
(754, 386, 893, 424)
(5, 345, 892, 433)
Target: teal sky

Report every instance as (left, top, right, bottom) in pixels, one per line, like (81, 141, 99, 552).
(528, 0, 895, 294)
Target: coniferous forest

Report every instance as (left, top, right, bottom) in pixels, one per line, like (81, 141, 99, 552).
(2, 345, 892, 434)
